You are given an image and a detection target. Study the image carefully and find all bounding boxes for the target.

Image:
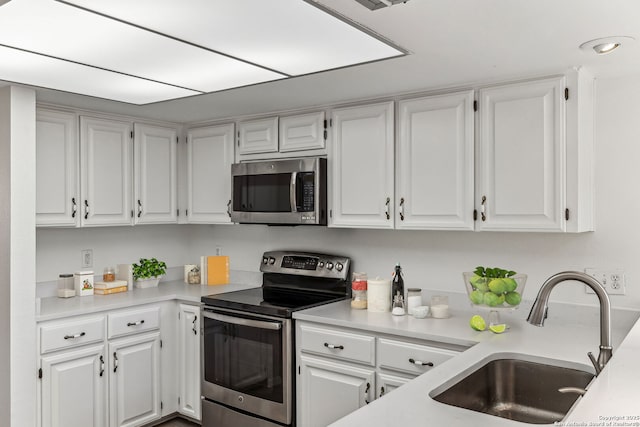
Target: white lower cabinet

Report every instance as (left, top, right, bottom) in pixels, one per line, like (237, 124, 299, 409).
(376, 372, 410, 399)
(296, 321, 466, 427)
(38, 304, 171, 427)
(108, 332, 161, 427)
(298, 355, 375, 427)
(177, 303, 201, 421)
(40, 344, 107, 427)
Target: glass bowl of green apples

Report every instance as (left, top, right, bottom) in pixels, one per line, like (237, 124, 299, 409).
(463, 267, 527, 310)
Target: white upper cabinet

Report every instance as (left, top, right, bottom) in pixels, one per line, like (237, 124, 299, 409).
(80, 116, 133, 226)
(133, 123, 178, 224)
(330, 101, 395, 229)
(237, 116, 278, 156)
(186, 124, 235, 224)
(279, 111, 326, 153)
(396, 91, 475, 230)
(36, 108, 79, 227)
(476, 72, 593, 232)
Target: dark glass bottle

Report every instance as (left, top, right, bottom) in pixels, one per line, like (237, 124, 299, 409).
(392, 263, 404, 302)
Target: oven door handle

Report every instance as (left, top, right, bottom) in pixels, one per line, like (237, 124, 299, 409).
(203, 310, 282, 331)
(290, 171, 298, 213)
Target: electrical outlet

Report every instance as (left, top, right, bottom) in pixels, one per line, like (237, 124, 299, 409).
(81, 249, 93, 269)
(216, 246, 222, 256)
(584, 268, 626, 295)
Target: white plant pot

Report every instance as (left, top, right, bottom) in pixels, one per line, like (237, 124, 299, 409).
(134, 277, 160, 289)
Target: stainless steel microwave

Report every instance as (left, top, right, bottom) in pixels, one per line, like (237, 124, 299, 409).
(230, 157, 327, 225)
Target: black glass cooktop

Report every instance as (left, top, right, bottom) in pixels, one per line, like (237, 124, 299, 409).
(201, 286, 347, 318)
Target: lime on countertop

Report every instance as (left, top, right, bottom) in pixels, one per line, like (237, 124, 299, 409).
(469, 315, 486, 331)
(489, 324, 507, 334)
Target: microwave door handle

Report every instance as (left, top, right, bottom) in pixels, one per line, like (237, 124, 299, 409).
(290, 171, 298, 212)
(202, 310, 282, 331)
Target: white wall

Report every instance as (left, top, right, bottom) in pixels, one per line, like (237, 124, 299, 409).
(36, 74, 640, 312)
(1, 86, 37, 427)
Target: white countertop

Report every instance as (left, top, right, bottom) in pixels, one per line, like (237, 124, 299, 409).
(36, 280, 260, 321)
(294, 300, 640, 427)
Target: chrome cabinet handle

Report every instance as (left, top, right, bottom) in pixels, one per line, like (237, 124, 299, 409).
(385, 197, 391, 220)
(113, 352, 118, 373)
(365, 382, 371, 404)
(64, 332, 86, 340)
(227, 199, 232, 218)
(137, 199, 143, 218)
(399, 197, 405, 221)
(84, 200, 89, 220)
(126, 320, 145, 327)
(324, 342, 344, 350)
(409, 358, 434, 367)
(192, 315, 197, 335)
(99, 355, 104, 377)
(71, 197, 77, 218)
(480, 195, 486, 221)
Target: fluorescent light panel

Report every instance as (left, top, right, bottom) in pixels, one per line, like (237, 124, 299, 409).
(0, 0, 405, 104)
(0, 45, 199, 104)
(57, 0, 405, 75)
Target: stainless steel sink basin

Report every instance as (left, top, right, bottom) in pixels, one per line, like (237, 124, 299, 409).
(430, 356, 595, 424)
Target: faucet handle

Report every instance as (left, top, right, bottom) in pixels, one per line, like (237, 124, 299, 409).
(587, 352, 602, 375)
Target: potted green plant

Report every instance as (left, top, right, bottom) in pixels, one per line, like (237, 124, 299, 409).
(132, 258, 167, 289)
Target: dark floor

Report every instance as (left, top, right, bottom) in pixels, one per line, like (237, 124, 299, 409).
(154, 417, 200, 427)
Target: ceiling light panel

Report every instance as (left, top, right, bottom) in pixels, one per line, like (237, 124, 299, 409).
(57, 0, 406, 76)
(0, 45, 199, 104)
(0, 0, 285, 101)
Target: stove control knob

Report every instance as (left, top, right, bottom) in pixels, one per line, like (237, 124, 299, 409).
(318, 261, 325, 268)
(335, 262, 343, 272)
(326, 262, 334, 270)
(262, 257, 269, 265)
(268, 257, 276, 265)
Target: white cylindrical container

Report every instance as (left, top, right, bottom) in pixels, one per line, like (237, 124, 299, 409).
(406, 288, 422, 316)
(430, 295, 450, 318)
(367, 278, 391, 312)
(74, 271, 94, 296)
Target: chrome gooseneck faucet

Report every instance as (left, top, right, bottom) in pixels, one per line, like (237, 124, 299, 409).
(527, 271, 613, 375)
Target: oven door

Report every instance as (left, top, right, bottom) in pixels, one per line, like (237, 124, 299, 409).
(201, 307, 292, 425)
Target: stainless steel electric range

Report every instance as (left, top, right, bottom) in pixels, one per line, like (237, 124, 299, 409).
(201, 250, 351, 427)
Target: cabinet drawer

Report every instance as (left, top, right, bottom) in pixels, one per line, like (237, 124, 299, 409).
(40, 315, 105, 354)
(378, 338, 459, 376)
(108, 306, 160, 339)
(298, 323, 375, 366)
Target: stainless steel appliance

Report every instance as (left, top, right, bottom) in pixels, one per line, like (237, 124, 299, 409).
(201, 250, 351, 427)
(230, 157, 327, 225)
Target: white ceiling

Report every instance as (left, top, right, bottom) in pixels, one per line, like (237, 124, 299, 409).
(9, 0, 640, 123)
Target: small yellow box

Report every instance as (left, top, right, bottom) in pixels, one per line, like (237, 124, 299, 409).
(207, 256, 229, 285)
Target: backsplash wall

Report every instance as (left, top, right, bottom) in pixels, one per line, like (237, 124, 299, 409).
(36, 74, 640, 310)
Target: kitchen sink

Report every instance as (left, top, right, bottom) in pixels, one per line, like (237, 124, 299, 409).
(430, 355, 595, 424)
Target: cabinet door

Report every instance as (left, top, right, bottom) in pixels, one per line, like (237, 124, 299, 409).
(376, 372, 411, 399)
(477, 77, 565, 231)
(177, 304, 201, 421)
(330, 102, 395, 229)
(40, 344, 107, 427)
(397, 91, 474, 230)
(36, 109, 79, 227)
(297, 355, 375, 427)
(133, 124, 178, 224)
(109, 332, 161, 427)
(80, 116, 133, 226)
(186, 124, 234, 223)
(238, 117, 278, 156)
(279, 111, 325, 153)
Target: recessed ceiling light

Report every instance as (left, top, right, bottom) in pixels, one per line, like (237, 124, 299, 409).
(580, 36, 635, 55)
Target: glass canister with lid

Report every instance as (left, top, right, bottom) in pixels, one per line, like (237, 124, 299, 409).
(351, 272, 368, 309)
